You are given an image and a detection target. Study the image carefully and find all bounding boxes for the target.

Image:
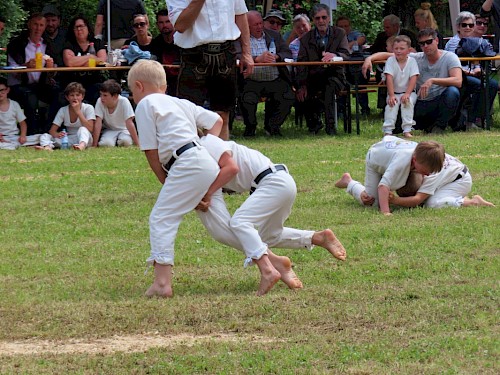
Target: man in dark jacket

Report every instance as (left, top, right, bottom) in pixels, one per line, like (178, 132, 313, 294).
(295, 3, 350, 135)
(237, 10, 294, 137)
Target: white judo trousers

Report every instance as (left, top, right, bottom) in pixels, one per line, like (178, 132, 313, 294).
(0, 134, 41, 150)
(383, 92, 417, 134)
(197, 170, 315, 264)
(39, 127, 93, 148)
(98, 129, 133, 147)
(424, 172, 472, 208)
(148, 147, 219, 266)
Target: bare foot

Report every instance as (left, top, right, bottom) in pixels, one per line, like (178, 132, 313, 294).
(313, 229, 347, 261)
(256, 269, 281, 296)
(73, 142, 86, 151)
(465, 195, 495, 207)
(145, 282, 173, 298)
(335, 172, 352, 189)
(35, 145, 53, 151)
(404, 132, 413, 138)
(269, 252, 303, 290)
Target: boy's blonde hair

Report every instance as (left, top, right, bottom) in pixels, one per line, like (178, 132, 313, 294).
(414, 141, 445, 174)
(393, 35, 412, 48)
(64, 82, 85, 96)
(128, 60, 167, 89)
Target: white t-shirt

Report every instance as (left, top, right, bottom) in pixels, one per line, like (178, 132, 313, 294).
(95, 96, 134, 131)
(383, 55, 419, 94)
(410, 50, 462, 101)
(53, 103, 96, 135)
(367, 136, 418, 190)
(135, 93, 220, 164)
(200, 134, 273, 192)
(418, 154, 465, 195)
(0, 99, 26, 136)
(168, 0, 248, 48)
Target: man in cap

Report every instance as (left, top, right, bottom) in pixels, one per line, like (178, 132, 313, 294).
(42, 4, 66, 68)
(263, 9, 286, 34)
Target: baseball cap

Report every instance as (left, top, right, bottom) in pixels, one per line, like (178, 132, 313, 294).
(42, 4, 60, 17)
(264, 9, 286, 22)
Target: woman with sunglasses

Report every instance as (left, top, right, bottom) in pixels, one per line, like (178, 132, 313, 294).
(123, 14, 153, 52)
(414, 2, 444, 51)
(445, 11, 498, 131)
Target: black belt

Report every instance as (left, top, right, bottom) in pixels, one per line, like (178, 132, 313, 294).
(163, 142, 197, 172)
(250, 164, 287, 194)
(453, 166, 468, 182)
(184, 41, 232, 54)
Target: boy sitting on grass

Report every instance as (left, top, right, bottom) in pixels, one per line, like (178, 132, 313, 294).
(128, 60, 282, 298)
(0, 77, 43, 150)
(92, 79, 139, 148)
(39, 82, 95, 150)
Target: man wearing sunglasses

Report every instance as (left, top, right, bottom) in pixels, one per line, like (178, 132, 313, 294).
(263, 9, 286, 34)
(363, 28, 462, 134)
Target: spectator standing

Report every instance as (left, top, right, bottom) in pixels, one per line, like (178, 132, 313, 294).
(238, 10, 294, 137)
(480, 0, 500, 52)
(414, 2, 445, 50)
(263, 9, 286, 34)
(42, 4, 66, 68)
(150, 9, 180, 96)
(295, 3, 350, 135)
(123, 13, 153, 52)
(94, 0, 146, 49)
(167, 0, 254, 141)
(7, 13, 55, 135)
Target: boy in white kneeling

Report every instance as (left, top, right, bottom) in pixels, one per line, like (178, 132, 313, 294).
(93, 79, 139, 147)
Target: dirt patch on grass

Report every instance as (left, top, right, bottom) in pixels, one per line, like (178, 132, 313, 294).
(0, 333, 276, 356)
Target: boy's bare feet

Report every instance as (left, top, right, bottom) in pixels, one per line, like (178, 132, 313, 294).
(335, 172, 352, 189)
(312, 229, 347, 261)
(34, 145, 53, 151)
(464, 195, 495, 207)
(268, 251, 303, 290)
(145, 263, 173, 298)
(256, 269, 281, 296)
(404, 132, 413, 138)
(145, 282, 173, 298)
(73, 142, 86, 151)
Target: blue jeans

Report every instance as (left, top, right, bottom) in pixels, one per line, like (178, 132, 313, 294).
(414, 86, 461, 131)
(465, 76, 498, 121)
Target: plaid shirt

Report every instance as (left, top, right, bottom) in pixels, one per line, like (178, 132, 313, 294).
(248, 34, 279, 81)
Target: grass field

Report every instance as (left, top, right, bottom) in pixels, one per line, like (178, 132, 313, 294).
(0, 103, 499, 374)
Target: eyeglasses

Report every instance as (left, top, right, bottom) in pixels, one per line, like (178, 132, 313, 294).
(475, 20, 489, 26)
(417, 38, 434, 47)
(314, 16, 328, 21)
(133, 22, 147, 28)
(267, 20, 283, 26)
(460, 22, 475, 28)
(74, 24, 87, 30)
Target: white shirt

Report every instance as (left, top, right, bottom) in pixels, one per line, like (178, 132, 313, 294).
(53, 103, 96, 135)
(383, 55, 419, 94)
(200, 134, 272, 192)
(418, 154, 465, 195)
(367, 136, 417, 190)
(0, 99, 26, 136)
(135, 93, 219, 164)
(95, 96, 135, 131)
(168, 0, 248, 48)
(7, 38, 46, 85)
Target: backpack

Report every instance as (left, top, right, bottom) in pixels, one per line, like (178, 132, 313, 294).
(456, 37, 496, 57)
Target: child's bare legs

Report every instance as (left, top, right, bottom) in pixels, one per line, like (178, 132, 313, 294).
(253, 254, 281, 296)
(267, 250, 303, 290)
(73, 141, 86, 150)
(463, 195, 495, 207)
(335, 173, 375, 206)
(312, 229, 347, 261)
(145, 263, 173, 298)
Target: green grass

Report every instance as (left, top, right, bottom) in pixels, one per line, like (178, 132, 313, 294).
(0, 100, 499, 374)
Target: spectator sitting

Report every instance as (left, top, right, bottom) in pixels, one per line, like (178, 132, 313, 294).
(445, 11, 497, 130)
(39, 82, 95, 150)
(63, 15, 107, 106)
(473, 14, 490, 38)
(150, 9, 181, 96)
(123, 14, 153, 52)
(363, 28, 463, 134)
(288, 13, 311, 61)
(263, 9, 286, 34)
(237, 10, 294, 137)
(93, 79, 139, 147)
(414, 2, 445, 50)
(0, 77, 43, 150)
(42, 4, 66, 68)
(6, 12, 56, 135)
(336, 15, 371, 116)
(295, 3, 350, 135)
(94, 0, 146, 49)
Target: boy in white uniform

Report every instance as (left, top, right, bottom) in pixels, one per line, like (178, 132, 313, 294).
(196, 134, 346, 289)
(335, 136, 445, 215)
(93, 79, 139, 148)
(128, 60, 281, 298)
(39, 82, 95, 150)
(383, 35, 419, 138)
(390, 153, 494, 208)
(0, 78, 42, 150)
